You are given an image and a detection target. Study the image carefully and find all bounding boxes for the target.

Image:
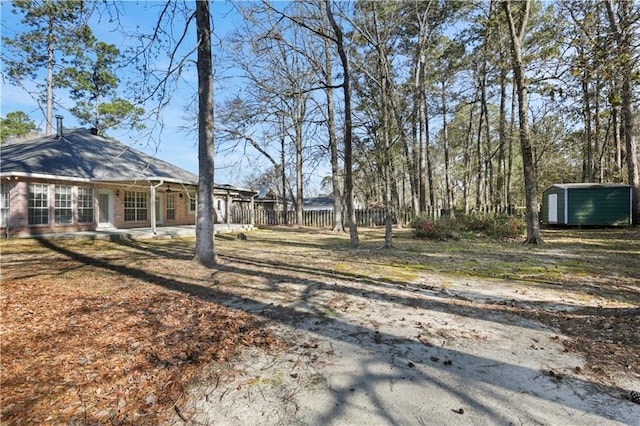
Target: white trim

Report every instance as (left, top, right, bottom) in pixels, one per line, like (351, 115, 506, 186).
(93, 176, 196, 185)
(564, 187, 569, 224)
(1, 172, 91, 183)
(631, 187, 634, 225)
(155, 194, 164, 225)
(0, 173, 197, 186)
(149, 180, 164, 234)
(97, 190, 115, 228)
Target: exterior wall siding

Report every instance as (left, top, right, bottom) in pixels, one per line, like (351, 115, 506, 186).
(566, 187, 631, 225)
(0, 179, 198, 237)
(542, 185, 631, 226)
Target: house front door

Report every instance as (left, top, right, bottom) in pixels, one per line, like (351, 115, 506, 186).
(98, 190, 114, 228)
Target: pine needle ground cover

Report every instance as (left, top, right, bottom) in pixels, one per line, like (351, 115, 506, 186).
(1, 238, 277, 424)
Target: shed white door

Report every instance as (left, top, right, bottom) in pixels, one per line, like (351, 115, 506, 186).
(548, 194, 558, 223)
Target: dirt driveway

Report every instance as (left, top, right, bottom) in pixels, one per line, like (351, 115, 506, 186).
(174, 228, 640, 425)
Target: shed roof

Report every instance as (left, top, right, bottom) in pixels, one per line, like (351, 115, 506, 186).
(1, 128, 198, 185)
(548, 183, 631, 190)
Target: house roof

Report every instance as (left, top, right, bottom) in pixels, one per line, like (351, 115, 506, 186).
(303, 196, 334, 208)
(1, 128, 198, 185)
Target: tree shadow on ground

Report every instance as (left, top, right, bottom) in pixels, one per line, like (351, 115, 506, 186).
(33, 238, 639, 424)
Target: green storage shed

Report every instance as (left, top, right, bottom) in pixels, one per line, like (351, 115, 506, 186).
(541, 183, 632, 226)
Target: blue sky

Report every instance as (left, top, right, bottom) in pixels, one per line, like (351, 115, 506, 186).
(0, 0, 267, 186)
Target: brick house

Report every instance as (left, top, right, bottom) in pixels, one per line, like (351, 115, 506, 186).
(1, 122, 256, 237)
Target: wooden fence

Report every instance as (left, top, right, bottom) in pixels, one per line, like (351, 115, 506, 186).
(230, 205, 522, 228)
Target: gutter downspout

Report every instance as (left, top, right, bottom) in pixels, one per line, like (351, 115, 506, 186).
(226, 189, 231, 226)
(150, 180, 164, 234)
(250, 194, 255, 226)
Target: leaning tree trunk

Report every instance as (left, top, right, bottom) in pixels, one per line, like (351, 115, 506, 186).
(503, 0, 543, 244)
(193, 0, 217, 266)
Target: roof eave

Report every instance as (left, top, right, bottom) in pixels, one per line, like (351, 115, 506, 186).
(0, 172, 91, 183)
(91, 176, 198, 186)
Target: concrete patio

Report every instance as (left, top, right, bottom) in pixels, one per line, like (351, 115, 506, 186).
(15, 224, 254, 241)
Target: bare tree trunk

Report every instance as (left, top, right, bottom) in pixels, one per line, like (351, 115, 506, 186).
(46, 14, 54, 136)
(382, 76, 393, 248)
(611, 89, 623, 178)
(482, 73, 494, 207)
(496, 65, 507, 208)
(325, 0, 359, 248)
(280, 132, 288, 224)
(582, 75, 594, 182)
(503, 0, 543, 244)
(425, 96, 435, 208)
(193, 0, 217, 266)
(324, 37, 344, 232)
(418, 87, 428, 214)
(415, 8, 430, 216)
(475, 86, 484, 209)
(294, 98, 304, 226)
(463, 101, 475, 213)
(506, 81, 516, 208)
(606, 0, 640, 224)
(441, 80, 453, 216)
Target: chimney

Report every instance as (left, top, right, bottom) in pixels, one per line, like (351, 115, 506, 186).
(55, 115, 63, 137)
(90, 127, 98, 135)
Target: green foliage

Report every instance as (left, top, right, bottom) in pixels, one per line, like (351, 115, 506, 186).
(0, 111, 39, 143)
(69, 98, 146, 133)
(56, 41, 119, 101)
(2, 0, 90, 81)
(412, 217, 460, 241)
(57, 41, 146, 133)
(413, 214, 525, 240)
(1, 0, 92, 131)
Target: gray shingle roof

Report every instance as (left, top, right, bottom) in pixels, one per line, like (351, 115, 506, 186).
(1, 128, 198, 185)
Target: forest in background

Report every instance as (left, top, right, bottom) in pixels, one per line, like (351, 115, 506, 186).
(2, 0, 639, 239)
(218, 1, 638, 230)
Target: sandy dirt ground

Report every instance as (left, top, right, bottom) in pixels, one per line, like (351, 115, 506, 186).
(173, 250, 640, 425)
(2, 228, 637, 424)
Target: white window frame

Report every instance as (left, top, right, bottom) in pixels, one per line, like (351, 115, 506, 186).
(188, 192, 197, 215)
(78, 187, 94, 224)
(28, 183, 49, 225)
(124, 190, 148, 222)
(55, 185, 73, 225)
(166, 193, 176, 220)
(1, 184, 9, 227)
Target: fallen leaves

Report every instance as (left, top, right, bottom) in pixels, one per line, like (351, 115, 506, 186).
(1, 242, 277, 424)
